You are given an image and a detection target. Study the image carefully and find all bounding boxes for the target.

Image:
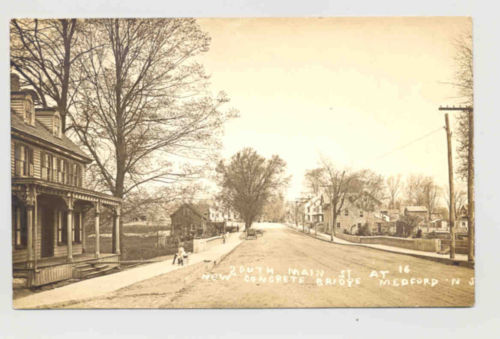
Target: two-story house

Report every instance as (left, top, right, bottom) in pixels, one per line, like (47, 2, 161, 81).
(11, 73, 122, 288)
(323, 192, 382, 235)
(304, 195, 324, 225)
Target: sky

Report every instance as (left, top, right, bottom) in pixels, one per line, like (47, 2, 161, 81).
(197, 17, 471, 200)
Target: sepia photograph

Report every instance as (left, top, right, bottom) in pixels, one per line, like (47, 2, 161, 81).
(9, 16, 475, 309)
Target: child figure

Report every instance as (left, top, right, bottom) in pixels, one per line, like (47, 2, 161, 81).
(177, 246, 186, 266)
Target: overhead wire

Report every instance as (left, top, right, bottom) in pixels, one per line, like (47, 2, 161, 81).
(372, 126, 444, 161)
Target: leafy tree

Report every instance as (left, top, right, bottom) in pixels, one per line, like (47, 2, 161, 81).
(216, 148, 289, 230)
(262, 193, 286, 222)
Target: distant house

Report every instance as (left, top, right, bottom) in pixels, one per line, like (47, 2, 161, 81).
(457, 205, 469, 234)
(304, 195, 324, 226)
(323, 192, 382, 235)
(404, 206, 429, 222)
(427, 219, 449, 233)
(196, 199, 239, 223)
(170, 203, 210, 239)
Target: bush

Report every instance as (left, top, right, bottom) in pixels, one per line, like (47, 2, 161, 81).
(415, 229, 423, 238)
(356, 223, 371, 236)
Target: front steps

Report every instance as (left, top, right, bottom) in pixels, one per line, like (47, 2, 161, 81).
(73, 262, 118, 279)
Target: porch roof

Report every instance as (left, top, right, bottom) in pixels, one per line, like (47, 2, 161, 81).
(12, 177, 121, 207)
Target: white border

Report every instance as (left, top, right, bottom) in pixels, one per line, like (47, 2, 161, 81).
(1, 1, 499, 338)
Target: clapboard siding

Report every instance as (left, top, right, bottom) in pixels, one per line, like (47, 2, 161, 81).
(11, 97, 25, 120)
(36, 115, 53, 132)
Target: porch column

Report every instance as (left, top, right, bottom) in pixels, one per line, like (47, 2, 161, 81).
(113, 207, 121, 255)
(26, 203, 34, 268)
(22, 186, 37, 269)
(66, 198, 74, 263)
(80, 212, 85, 253)
(95, 203, 100, 258)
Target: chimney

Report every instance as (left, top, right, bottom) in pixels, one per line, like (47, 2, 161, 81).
(11, 73, 20, 92)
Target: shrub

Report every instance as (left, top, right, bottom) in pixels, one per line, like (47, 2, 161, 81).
(415, 229, 423, 238)
(356, 223, 372, 236)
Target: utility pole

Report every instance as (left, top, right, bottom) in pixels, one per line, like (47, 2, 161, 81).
(439, 105, 474, 263)
(444, 112, 456, 259)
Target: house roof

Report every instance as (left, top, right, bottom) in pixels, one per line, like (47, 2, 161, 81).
(172, 203, 209, 220)
(11, 111, 92, 163)
(405, 206, 428, 212)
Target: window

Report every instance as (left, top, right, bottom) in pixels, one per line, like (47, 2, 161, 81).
(344, 209, 349, 216)
(359, 210, 364, 217)
(13, 205, 27, 248)
(74, 213, 82, 243)
(61, 160, 68, 184)
(71, 213, 76, 243)
(76, 165, 83, 187)
(57, 159, 64, 183)
(57, 211, 68, 245)
(14, 144, 24, 176)
(14, 143, 33, 177)
(337, 222, 340, 228)
(41, 152, 49, 180)
(52, 156, 58, 182)
(71, 163, 78, 186)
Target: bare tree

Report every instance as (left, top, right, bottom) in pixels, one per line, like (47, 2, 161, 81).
(68, 19, 236, 252)
(404, 174, 426, 206)
(422, 177, 441, 220)
(453, 33, 473, 180)
(446, 188, 466, 219)
(316, 159, 363, 241)
(10, 19, 91, 131)
(304, 168, 323, 195)
(216, 148, 289, 230)
(452, 32, 474, 262)
(404, 174, 441, 219)
(386, 174, 402, 209)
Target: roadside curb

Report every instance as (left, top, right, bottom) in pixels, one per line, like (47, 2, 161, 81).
(213, 239, 245, 268)
(286, 225, 474, 269)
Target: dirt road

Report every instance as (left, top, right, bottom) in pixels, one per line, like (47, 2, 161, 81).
(64, 223, 474, 308)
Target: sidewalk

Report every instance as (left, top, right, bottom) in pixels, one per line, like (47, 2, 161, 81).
(287, 224, 472, 267)
(14, 232, 244, 309)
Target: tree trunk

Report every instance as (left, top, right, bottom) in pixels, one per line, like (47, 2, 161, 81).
(330, 209, 337, 242)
